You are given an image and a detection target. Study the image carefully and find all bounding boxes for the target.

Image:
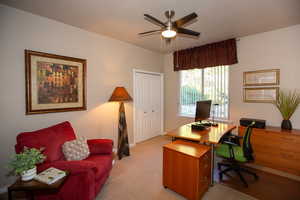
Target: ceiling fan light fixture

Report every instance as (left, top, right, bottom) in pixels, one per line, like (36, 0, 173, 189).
(161, 29, 176, 38)
(140, 11, 199, 41)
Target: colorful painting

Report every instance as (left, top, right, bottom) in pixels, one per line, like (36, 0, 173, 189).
(37, 62, 79, 104)
(25, 50, 86, 114)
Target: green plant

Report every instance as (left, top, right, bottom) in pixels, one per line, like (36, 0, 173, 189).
(8, 147, 46, 175)
(273, 90, 300, 120)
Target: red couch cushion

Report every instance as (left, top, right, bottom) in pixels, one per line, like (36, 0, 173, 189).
(16, 121, 76, 162)
(87, 139, 113, 155)
(84, 155, 112, 180)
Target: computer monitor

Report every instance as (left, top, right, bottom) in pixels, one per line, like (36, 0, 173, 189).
(195, 100, 212, 122)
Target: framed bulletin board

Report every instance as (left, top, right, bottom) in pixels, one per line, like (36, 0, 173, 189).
(243, 69, 280, 86)
(243, 87, 278, 103)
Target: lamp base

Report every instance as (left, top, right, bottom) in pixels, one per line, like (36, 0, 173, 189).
(117, 102, 130, 160)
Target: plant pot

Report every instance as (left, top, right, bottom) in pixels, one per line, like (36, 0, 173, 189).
(21, 166, 37, 181)
(281, 119, 292, 130)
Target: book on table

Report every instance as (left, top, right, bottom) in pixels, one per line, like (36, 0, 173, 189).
(34, 167, 66, 185)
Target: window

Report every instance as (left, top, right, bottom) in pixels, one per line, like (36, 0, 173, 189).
(179, 65, 229, 120)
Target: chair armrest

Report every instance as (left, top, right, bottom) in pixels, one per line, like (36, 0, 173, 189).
(37, 160, 98, 174)
(87, 139, 113, 155)
(229, 135, 243, 139)
(224, 141, 239, 146)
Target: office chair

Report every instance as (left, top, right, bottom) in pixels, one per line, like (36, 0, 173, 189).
(216, 122, 258, 187)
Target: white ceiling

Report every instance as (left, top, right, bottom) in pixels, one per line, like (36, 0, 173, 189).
(1, 0, 300, 53)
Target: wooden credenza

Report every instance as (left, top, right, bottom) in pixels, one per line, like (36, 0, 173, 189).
(163, 140, 211, 200)
(239, 126, 300, 176)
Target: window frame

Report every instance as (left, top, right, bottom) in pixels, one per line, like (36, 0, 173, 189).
(177, 66, 230, 121)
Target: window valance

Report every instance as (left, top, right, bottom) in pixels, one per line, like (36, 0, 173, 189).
(173, 38, 238, 71)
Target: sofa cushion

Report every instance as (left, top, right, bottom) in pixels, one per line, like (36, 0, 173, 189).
(87, 139, 113, 155)
(63, 137, 90, 161)
(84, 155, 112, 180)
(16, 121, 76, 162)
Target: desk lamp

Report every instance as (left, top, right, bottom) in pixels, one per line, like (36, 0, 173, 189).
(109, 87, 132, 160)
(212, 103, 219, 126)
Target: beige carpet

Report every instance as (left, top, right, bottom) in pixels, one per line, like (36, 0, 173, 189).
(96, 136, 257, 200)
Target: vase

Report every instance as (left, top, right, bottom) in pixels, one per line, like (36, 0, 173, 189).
(281, 119, 292, 130)
(21, 166, 37, 181)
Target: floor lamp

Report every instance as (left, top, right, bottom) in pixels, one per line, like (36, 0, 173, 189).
(109, 87, 132, 160)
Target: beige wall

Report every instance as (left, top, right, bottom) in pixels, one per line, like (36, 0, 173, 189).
(0, 5, 163, 186)
(164, 24, 300, 132)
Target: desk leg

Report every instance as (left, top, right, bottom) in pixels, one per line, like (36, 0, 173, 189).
(210, 143, 215, 186)
(8, 189, 12, 200)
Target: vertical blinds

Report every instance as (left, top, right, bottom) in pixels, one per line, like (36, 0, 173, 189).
(180, 65, 229, 119)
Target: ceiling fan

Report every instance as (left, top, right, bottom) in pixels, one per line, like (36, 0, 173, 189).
(139, 10, 200, 42)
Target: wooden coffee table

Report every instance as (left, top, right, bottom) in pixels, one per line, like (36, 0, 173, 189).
(8, 172, 68, 200)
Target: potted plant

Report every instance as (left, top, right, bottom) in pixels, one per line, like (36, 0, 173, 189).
(8, 147, 46, 181)
(273, 90, 300, 130)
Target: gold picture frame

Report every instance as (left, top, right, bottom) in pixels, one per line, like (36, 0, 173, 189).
(25, 50, 87, 114)
(243, 69, 280, 86)
(243, 87, 279, 103)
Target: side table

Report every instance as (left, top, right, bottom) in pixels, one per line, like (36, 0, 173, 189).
(8, 172, 68, 200)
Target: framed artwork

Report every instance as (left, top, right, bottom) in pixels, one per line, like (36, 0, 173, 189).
(243, 69, 280, 86)
(25, 50, 86, 114)
(243, 87, 278, 103)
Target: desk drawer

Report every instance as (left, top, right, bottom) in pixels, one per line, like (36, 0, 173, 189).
(163, 141, 211, 200)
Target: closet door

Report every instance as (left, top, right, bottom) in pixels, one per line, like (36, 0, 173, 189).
(134, 71, 162, 143)
(149, 74, 162, 138)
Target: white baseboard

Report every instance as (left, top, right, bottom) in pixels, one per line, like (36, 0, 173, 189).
(113, 143, 135, 153)
(129, 143, 136, 148)
(0, 185, 8, 194)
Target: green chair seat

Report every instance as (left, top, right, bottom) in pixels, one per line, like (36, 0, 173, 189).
(216, 144, 247, 162)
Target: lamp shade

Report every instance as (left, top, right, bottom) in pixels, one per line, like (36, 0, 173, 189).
(109, 87, 132, 102)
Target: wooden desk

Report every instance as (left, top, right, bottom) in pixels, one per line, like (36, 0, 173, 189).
(163, 140, 211, 200)
(166, 122, 236, 185)
(166, 122, 236, 144)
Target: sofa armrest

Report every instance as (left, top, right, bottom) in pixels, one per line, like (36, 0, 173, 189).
(37, 160, 98, 174)
(36, 160, 97, 200)
(87, 139, 113, 155)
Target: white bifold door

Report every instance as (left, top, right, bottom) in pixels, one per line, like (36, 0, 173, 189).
(134, 71, 163, 143)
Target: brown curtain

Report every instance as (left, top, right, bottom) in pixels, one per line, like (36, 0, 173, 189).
(173, 38, 238, 71)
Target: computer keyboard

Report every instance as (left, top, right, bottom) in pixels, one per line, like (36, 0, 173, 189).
(201, 122, 213, 126)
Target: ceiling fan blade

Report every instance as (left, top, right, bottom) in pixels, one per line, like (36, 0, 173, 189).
(177, 28, 200, 37)
(174, 12, 197, 27)
(144, 14, 167, 28)
(138, 30, 161, 35)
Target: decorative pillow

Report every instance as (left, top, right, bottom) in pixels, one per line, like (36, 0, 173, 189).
(62, 137, 90, 161)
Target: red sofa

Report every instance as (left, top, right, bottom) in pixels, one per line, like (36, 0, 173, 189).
(15, 121, 113, 200)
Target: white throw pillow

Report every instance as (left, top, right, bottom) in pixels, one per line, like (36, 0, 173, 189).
(62, 137, 90, 161)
